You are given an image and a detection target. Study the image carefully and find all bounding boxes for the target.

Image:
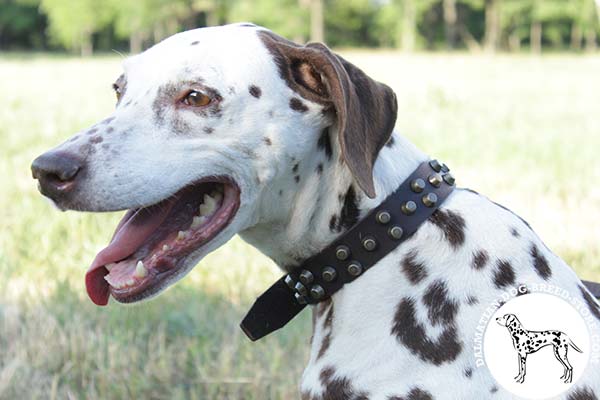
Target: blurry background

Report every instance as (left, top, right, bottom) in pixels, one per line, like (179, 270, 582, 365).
(1, 1, 599, 399)
(2, 0, 600, 54)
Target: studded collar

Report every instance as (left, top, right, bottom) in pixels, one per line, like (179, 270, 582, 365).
(240, 159, 456, 341)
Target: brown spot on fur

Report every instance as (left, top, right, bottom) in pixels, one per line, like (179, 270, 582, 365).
(190, 41, 199, 46)
(264, 136, 272, 145)
(316, 366, 369, 400)
(510, 227, 520, 237)
(323, 304, 334, 329)
(391, 297, 462, 365)
(106, 127, 114, 133)
(567, 387, 598, 400)
(203, 127, 214, 134)
(388, 388, 434, 400)
(310, 308, 317, 345)
(330, 186, 360, 233)
(317, 128, 333, 160)
(113, 74, 127, 105)
(317, 302, 334, 359)
(317, 299, 332, 318)
(472, 250, 489, 270)
(318, 332, 332, 360)
(249, 85, 262, 98)
(290, 97, 309, 112)
(530, 243, 552, 280)
(494, 260, 516, 289)
(294, 175, 300, 183)
(329, 215, 338, 231)
(89, 135, 103, 144)
(429, 209, 466, 248)
(68, 135, 80, 142)
(86, 128, 97, 135)
(100, 117, 115, 125)
(580, 285, 600, 322)
(423, 280, 459, 326)
(401, 250, 428, 284)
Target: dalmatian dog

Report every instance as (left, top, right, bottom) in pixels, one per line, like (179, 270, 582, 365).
(31, 24, 600, 399)
(496, 313, 583, 384)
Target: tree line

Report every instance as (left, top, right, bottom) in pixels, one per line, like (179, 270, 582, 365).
(1, 0, 599, 55)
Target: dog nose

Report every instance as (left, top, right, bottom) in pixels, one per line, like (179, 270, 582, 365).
(31, 151, 84, 198)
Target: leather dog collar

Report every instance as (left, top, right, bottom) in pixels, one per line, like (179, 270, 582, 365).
(240, 160, 600, 341)
(241, 159, 456, 341)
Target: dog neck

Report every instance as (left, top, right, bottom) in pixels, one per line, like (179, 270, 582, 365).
(239, 130, 427, 270)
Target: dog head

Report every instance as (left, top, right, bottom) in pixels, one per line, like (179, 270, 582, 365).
(30, 23, 397, 306)
(496, 313, 519, 327)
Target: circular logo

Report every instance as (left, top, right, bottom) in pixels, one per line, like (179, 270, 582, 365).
(483, 292, 591, 399)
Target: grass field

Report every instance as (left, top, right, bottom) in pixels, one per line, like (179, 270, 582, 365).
(1, 51, 599, 399)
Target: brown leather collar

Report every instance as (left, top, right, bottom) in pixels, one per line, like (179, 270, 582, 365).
(241, 159, 456, 341)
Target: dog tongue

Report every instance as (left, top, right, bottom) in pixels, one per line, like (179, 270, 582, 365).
(85, 201, 175, 305)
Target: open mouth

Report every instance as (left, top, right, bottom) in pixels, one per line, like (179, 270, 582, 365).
(85, 178, 240, 305)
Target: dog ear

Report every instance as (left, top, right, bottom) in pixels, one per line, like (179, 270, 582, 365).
(259, 31, 398, 198)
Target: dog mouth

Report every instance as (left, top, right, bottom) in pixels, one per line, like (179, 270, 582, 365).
(85, 178, 240, 306)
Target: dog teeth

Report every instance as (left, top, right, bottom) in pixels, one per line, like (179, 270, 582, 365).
(105, 276, 126, 289)
(191, 215, 207, 229)
(162, 244, 170, 251)
(177, 231, 188, 240)
(105, 263, 116, 272)
(134, 261, 148, 278)
(199, 194, 217, 216)
(210, 190, 223, 203)
(126, 278, 135, 286)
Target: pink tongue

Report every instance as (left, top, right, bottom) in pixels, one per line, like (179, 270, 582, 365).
(85, 200, 175, 305)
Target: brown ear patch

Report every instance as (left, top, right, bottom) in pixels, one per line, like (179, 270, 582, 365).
(291, 60, 327, 96)
(258, 30, 397, 198)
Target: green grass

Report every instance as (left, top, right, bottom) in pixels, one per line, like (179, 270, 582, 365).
(1, 52, 599, 399)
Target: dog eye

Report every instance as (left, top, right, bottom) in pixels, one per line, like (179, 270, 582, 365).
(112, 83, 122, 101)
(183, 91, 211, 107)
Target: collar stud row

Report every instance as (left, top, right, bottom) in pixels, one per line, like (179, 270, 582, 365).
(290, 159, 455, 306)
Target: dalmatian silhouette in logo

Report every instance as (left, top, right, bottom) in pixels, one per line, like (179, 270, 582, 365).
(496, 313, 583, 384)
